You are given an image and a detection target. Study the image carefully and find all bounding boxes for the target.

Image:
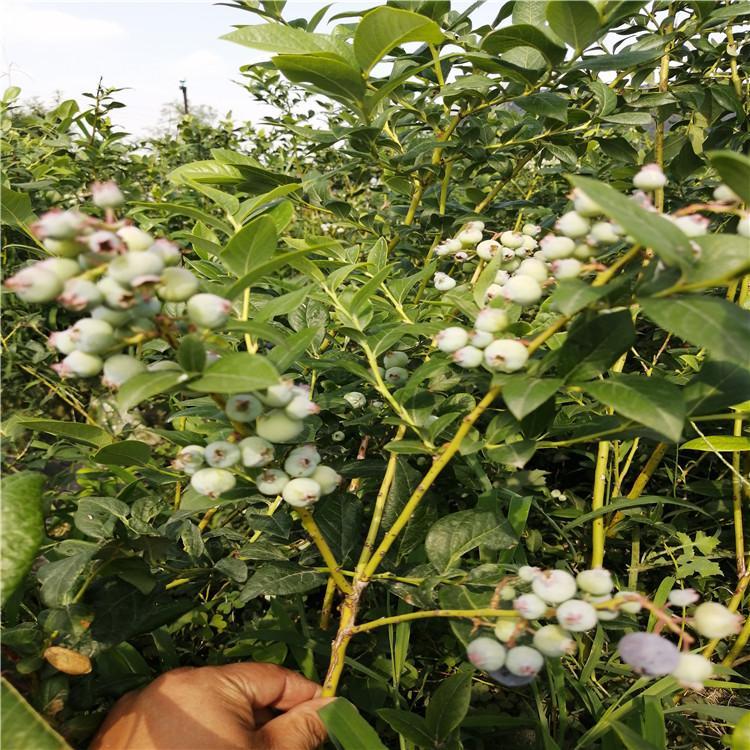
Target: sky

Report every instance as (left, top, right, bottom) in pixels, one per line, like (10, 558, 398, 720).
(1, 0, 494, 135)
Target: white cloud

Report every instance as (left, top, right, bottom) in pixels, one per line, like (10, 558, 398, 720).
(4, 4, 125, 45)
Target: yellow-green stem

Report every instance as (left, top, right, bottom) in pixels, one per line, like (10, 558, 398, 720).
(297, 508, 352, 595)
(351, 608, 519, 635)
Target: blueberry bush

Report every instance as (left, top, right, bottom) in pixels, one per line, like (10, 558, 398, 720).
(2, 2, 750, 748)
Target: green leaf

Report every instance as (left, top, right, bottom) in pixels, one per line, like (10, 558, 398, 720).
(188, 353, 278, 394)
(564, 495, 710, 529)
(582, 374, 686, 443)
(221, 215, 278, 278)
(573, 46, 663, 71)
(117, 371, 185, 413)
(517, 92, 568, 123)
(503, 377, 562, 420)
(319, 698, 388, 750)
(267, 327, 320, 371)
(273, 53, 365, 101)
(132, 199, 232, 235)
(549, 278, 611, 316)
(15, 419, 112, 447)
(568, 176, 694, 270)
(680, 436, 750, 452)
(485, 439, 537, 468)
(685, 234, 750, 285)
(640, 296, 750, 370)
(313, 494, 363, 567)
(684, 361, 750, 415)
(601, 111, 653, 125)
(238, 562, 325, 604)
(92, 441, 152, 467)
(482, 24, 566, 64)
(354, 7, 445, 74)
(425, 668, 474, 740)
(1, 473, 44, 605)
(225, 249, 321, 298)
(556, 309, 636, 381)
(426, 510, 516, 574)
(38, 549, 95, 607)
(1, 678, 71, 750)
(546, 0, 600, 51)
(0, 186, 36, 228)
(707, 150, 750, 204)
(612, 721, 662, 750)
(588, 79, 617, 116)
(74, 497, 130, 540)
(177, 335, 207, 373)
(378, 708, 436, 747)
(222, 23, 342, 55)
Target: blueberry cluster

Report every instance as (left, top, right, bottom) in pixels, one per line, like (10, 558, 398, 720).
(4, 182, 232, 387)
(466, 566, 743, 690)
(173, 381, 341, 505)
(432, 168, 749, 374)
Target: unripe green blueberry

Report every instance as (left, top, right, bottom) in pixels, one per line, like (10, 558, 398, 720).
(469, 329, 494, 349)
(102, 354, 146, 389)
(571, 188, 601, 217)
(187, 293, 232, 329)
(383, 351, 409, 369)
(282, 477, 321, 507)
(284, 444, 321, 477)
(713, 184, 740, 204)
(556, 211, 590, 239)
(505, 646, 544, 677)
(576, 568, 613, 596)
(87, 230, 125, 255)
(618, 632, 679, 676)
(435, 327, 469, 353)
(518, 565, 541, 582)
(43, 238, 86, 258)
(225, 394, 263, 423)
(204, 440, 241, 468)
(589, 221, 621, 244)
(500, 247, 517, 263)
(91, 180, 125, 208)
(670, 653, 713, 690)
(616, 592, 642, 614)
(477, 239, 501, 260)
(4, 266, 63, 303)
(500, 585, 516, 601)
(190, 467, 236, 498)
(58, 278, 104, 311)
(493, 619, 519, 642)
(513, 593, 548, 620)
(33, 209, 85, 240)
(256, 468, 290, 496)
(311, 465, 341, 495)
(539, 235, 576, 260)
(343, 391, 366, 409)
(532, 570, 577, 604)
(69, 318, 115, 354)
(97, 277, 135, 309)
(516, 258, 548, 283)
(173, 445, 205, 474)
(434, 272, 456, 292)
(443, 238, 463, 253)
(331, 430, 346, 442)
(148, 239, 182, 266)
(667, 588, 699, 608)
(48, 330, 77, 354)
(132, 297, 162, 319)
(521, 235, 539, 252)
(156, 267, 199, 301)
(671, 214, 709, 238)
(484, 339, 528, 372)
(239, 436, 275, 467)
(475, 308, 508, 333)
(555, 600, 598, 632)
(500, 231, 523, 249)
(465, 220, 485, 232)
(573, 243, 596, 260)
(256, 410, 304, 443)
(285, 393, 320, 420)
(108, 252, 164, 287)
(466, 637, 506, 671)
(148, 360, 182, 372)
(453, 345, 484, 369)
(52, 350, 103, 378)
(457, 228, 483, 247)
(434, 243, 453, 257)
(551, 258, 583, 280)
(384, 366, 409, 386)
(522, 223, 541, 237)
(692, 602, 743, 639)
(38, 258, 80, 281)
(117, 225, 154, 252)
(494, 269, 510, 285)
(533, 625, 575, 657)
(484, 284, 504, 303)
(264, 380, 295, 407)
(633, 163, 667, 191)
(738, 213, 750, 238)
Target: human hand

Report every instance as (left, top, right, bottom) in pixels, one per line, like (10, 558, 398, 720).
(90, 663, 333, 750)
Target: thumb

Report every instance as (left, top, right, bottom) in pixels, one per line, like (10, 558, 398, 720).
(255, 697, 333, 750)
